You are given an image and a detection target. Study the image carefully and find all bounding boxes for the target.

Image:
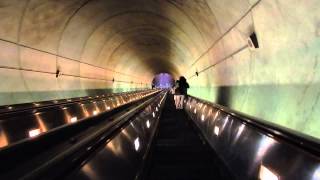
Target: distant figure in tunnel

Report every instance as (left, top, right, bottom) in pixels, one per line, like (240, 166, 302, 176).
(175, 76, 189, 109)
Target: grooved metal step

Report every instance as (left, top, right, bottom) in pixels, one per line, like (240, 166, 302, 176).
(145, 94, 230, 180)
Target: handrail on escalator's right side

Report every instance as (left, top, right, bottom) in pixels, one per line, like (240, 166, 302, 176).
(188, 95, 320, 157)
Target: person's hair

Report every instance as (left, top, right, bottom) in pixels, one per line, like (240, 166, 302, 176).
(179, 76, 187, 83)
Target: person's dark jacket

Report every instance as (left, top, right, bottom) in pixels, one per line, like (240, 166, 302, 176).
(178, 81, 189, 95)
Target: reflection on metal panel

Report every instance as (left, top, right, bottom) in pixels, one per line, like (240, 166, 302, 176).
(185, 97, 320, 180)
(28, 128, 41, 138)
(67, 92, 167, 180)
(259, 165, 279, 180)
(0, 90, 158, 149)
(312, 166, 320, 180)
(134, 137, 140, 151)
(0, 129, 8, 148)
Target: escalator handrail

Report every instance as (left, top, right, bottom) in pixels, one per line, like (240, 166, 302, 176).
(136, 92, 168, 180)
(0, 90, 160, 153)
(0, 89, 153, 113)
(20, 92, 163, 180)
(0, 89, 155, 117)
(188, 95, 320, 156)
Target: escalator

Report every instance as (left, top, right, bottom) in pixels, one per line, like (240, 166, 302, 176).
(144, 94, 233, 180)
(0, 90, 162, 180)
(2, 91, 318, 180)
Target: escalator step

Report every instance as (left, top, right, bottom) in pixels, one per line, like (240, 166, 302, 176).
(148, 165, 217, 180)
(145, 94, 227, 180)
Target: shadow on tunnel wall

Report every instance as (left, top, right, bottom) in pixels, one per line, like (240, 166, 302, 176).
(216, 86, 232, 107)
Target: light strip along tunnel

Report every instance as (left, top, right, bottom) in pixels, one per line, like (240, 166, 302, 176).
(0, 0, 320, 180)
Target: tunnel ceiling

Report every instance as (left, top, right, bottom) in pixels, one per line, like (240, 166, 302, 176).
(1, 0, 222, 79)
(0, 0, 257, 86)
(0, 0, 230, 103)
(54, 0, 219, 79)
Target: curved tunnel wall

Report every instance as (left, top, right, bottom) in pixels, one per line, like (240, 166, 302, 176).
(187, 0, 320, 139)
(0, 0, 320, 138)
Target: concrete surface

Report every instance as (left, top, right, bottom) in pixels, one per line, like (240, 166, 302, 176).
(0, 0, 319, 138)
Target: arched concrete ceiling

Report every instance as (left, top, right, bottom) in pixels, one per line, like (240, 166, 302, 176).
(1, 0, 320, 138)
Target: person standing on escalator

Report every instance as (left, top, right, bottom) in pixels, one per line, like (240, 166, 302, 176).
(173, 80, 180, 108)
(176, 76, 189, 109)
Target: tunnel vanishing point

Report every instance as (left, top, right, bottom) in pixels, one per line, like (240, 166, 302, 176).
(0, 0, 320, 141)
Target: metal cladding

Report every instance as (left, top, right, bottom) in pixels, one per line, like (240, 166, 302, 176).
(185, 96, 320, 180)
(66, 92, 166, 180)
(0, 90, 156, 149)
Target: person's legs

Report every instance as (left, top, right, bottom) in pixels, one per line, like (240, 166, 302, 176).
(174, 95, 178, 109)
(179, 95, 185, 109)
(176, 95, 181, 109)
(176, 95, 180, 109)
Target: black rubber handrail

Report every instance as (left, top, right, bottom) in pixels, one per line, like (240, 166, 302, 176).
(18, 92, 165, 180)
(189, 95, 320, 157)
(0, 89, 152, 113)
(0, 89, 156, 117)
(0, 90, 160, 154)
(137, 92, 168, 180)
